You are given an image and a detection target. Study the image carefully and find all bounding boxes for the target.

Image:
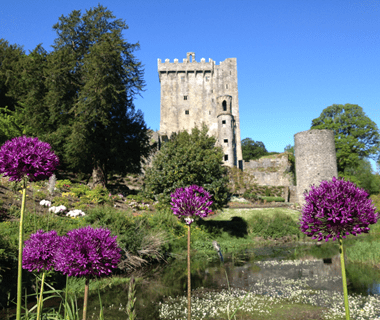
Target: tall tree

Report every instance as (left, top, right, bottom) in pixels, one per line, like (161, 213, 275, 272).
(311, 104, 380, 176)
(17, 5, 151, 187)
(241, 138, 268, 161)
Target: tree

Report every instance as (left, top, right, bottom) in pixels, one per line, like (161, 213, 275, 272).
(241, 138, 268, 161)
(10, 5, 152, 187)
(310, 104, 380, 176)
(143, 124, 230, 210)
(342, 157, 380, 195)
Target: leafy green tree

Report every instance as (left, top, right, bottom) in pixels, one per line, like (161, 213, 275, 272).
(311, 104, 380, 178)
(10, 5, 152, 187)
(241, 138, 268, 161)
(342, 157, 380, 195)
(143, 124, 230, 210)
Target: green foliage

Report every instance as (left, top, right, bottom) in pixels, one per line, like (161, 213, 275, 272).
(52, 196, 70, 207)
(70, 184, 90, 197)
(339, 158, 380, 196)
(55, 179, 73, 191)
(284, 144, 296, 185)
(246, 212, 300, 239)
(311, 104, 380, 174)
(34, 190, 48, 200)
(143, 124, 230, 211)
(86, 185, 111, 205)
(241, 138, 268, 161)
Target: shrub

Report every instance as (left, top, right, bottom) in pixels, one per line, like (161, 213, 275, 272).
(55, 179, 72, 191)
(52, 196, 70, 207)
(143, 124, 230, 210)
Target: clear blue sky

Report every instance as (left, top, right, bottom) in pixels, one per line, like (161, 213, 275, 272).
(1, 0, 379, 173)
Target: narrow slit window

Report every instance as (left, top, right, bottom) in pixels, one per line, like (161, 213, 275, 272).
(224, 139, 228, 143)
(184, 96, 187, 100)
(209, 111, 211, 115)
(211, 90, 213, 93)
(222, 100, 227, 111)
(226, 84, 228, 89)
(224, 155, 228, 161)
(185, 110, 189, 115)
(222, 120, 226, 124)
(181, 76, 185, 81)
(205, 76, 210, 82)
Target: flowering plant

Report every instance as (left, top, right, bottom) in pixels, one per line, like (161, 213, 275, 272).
(300, 176, 378, 242)
(171, 185, 213, 320)
(170, 185, 213, 225)
(66, 209, 85, 217)
(40, 199, 51, 207)
(49, 205, 67, 214)
(300, 176, 378, 320)
(0, 136, 59, 182)
(0, 136, 59, 320)
(22, 230, 61, 272)
(56, 226, 121, 277)
(22, 230, 61, 319)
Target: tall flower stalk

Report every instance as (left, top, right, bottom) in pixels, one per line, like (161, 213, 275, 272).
(300, 176, 378, 320)
(171, 185, 213, 320)
(0, 136, 59, 320)
(55, 226, 121, 320)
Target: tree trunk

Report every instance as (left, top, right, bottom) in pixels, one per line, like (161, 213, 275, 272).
(91, 161, 107, 189)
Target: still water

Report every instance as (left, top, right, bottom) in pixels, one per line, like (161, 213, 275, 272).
(84, 242, 380, 319)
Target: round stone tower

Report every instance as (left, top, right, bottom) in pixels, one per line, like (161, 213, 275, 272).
(217, 95, 235, 167)
(294, 129, 338, 207)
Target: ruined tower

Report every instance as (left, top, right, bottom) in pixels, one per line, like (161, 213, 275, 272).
(294, 129, 338, 207)
(157, 52, 243, 168)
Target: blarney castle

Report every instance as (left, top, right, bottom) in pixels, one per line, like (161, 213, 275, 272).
(152, 53, 338, 206)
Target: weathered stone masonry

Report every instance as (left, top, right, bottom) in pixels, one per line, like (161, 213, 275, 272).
(158, 52, 243, 168)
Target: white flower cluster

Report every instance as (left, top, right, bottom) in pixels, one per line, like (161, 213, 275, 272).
(184, 217, 194, 225)
(39, 200, 51, 207)
(126, 200, 150, 211)
(66, 209, 85, 217)
(48, 205, 67, 213)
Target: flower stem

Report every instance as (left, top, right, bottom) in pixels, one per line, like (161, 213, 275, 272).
(187, 224, 191, 320)
(64, 275, 68, 320)
(339, 237, 350, 320)
(16, 179, 27, 320)
(37, 272, 46, 320)
(83, 278, 89, 320)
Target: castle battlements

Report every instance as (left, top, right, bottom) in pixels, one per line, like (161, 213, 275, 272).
(157, 57, 215, 74)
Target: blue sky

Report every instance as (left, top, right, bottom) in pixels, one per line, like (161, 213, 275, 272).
(1, 0, 379, 173)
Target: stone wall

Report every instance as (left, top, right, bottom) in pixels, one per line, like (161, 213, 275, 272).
(243, 153, 294, 186)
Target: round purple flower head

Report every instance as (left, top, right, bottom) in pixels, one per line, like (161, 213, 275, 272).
(0, 136, 59, 182)
(55, 226, 121, 278)
(22, 230, 61, 272)
(300, 176, 378, 242)
(170, 185, 213, 225)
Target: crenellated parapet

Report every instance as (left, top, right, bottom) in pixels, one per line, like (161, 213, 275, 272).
(158, 53, 215, 76)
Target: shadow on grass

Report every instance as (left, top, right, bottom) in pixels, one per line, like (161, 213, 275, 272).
(196, 216, 248, 238)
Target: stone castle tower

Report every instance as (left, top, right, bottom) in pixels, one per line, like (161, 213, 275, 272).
(294, 129, 338, 207)
(157, 52, 243, 168)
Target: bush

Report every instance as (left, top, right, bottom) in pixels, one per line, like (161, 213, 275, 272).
(143, 124, 230, 210)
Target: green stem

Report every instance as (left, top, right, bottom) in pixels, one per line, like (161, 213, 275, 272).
(16, 179, 27, 320)
(37, 272, 46, 320)
(64, 275, 68, 320)
(339, 237, 350, 320)
(187, 224, 191, 320)
(83, 277, 89, 320)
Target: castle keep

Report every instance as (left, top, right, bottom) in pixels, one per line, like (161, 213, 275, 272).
(158, 52, 243, 168)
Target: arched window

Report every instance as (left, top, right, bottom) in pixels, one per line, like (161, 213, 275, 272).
(222, 100, 227, 111)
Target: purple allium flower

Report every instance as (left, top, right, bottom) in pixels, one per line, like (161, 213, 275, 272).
(22, 230, 61, 272)
(300, 176, 378, 242)
(0, 136, 59, 182)
(170, 185, 213, 225)
(55, 226, 121, 277)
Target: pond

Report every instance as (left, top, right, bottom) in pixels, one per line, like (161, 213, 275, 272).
(82, 242, 380, 319)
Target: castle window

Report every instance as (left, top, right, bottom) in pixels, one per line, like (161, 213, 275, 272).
(209, 111, 211, 115)
(222, 100, 227, 111)
(230, 71, 231, 75)
(185, 110, 189, 115)
(212, 99, 214, 102)
(226, 84, 228, 89)
(181, 76, 185, 81)
(211, 90, 213, 93)
(224, 139, 228, 143)
(206, 76, 210, 82)
(184, 96, 187, 100)
(224, 155, 228, 161)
